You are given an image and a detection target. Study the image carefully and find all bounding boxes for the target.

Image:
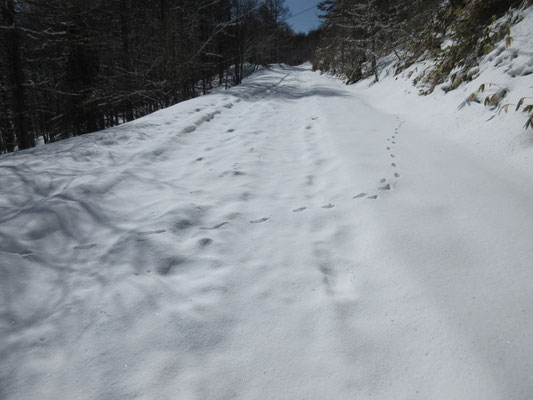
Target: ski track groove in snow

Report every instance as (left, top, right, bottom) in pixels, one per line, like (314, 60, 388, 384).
(2, 63, 533, 399)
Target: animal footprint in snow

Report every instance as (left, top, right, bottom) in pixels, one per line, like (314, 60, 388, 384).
(227, 128, 235, 132)
(73, 244, 97, 250)
(220, 170, 246, 177)
(391, 163, 397, 167)
(322, 203, 335, 209)
(293, 207, 307, 213)
(198, 238, 213, 248)
(250, 217, 270, 224)
(367, 195, 378, 200)
(394, 173, 400, 178)
(390, 154, 396, 158)
(379, 184, 391, 191)
(182, 126, 196, 134)
(138, 230, 166, 236)
(353, 193, 366, 199)
(202, 222, 229, 230)
(380, 178, 387, 183)
(156, 257, 186, 276)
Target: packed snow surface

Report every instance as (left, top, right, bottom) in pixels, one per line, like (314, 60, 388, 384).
(2, 62, 533, 399)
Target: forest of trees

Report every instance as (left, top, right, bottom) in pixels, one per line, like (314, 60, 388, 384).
(313, 0, 529, 88)
(4, 0, 531, 154)
(0, 0, 316, 153)
(313, 0, 440, 83)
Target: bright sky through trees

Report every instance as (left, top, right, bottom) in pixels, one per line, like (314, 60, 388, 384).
(285, 0, 321, 33)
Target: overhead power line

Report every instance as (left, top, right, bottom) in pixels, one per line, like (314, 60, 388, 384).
(284, 5, 319, 22)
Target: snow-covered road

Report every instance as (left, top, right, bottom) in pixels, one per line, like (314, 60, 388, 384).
(2, 64, 533, 399)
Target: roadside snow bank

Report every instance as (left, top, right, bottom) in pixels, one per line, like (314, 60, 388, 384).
(358, 6, 533, 176)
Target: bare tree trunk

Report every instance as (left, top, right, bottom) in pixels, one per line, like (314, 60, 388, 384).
(121, 0, 134, 121)
(371, 38, 379, 82)
(4, 0, 33, 150)
(0, 86, 14, 152)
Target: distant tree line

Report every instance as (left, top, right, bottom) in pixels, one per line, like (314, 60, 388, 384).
(313, 0, 528, 86)
(0, 0, 317, 153)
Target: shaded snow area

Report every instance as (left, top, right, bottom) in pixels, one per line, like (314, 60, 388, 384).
(2, 59, 533, 398)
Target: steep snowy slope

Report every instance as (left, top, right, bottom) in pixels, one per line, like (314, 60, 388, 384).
(370, 6, 533, 174)
(2, 62, 533, 399)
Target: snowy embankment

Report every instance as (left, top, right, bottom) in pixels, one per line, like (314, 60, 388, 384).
(2, 17, 533, 398)
(369, 5, 533, 175)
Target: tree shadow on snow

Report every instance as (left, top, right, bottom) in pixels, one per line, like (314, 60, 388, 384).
(229, 67, 351, 103)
